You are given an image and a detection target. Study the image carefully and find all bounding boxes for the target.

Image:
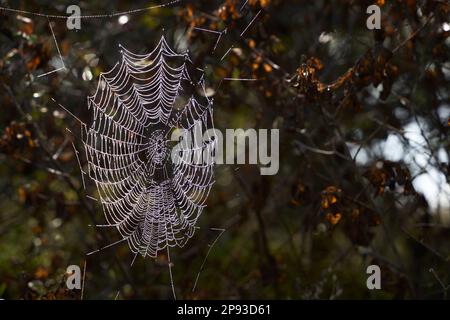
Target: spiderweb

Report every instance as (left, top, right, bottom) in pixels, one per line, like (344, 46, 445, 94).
(83, 36, 215, 259)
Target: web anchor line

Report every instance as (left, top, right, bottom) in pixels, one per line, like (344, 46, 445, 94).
(0, 0, 182, 19)
(37, 19, 66, 78)
(194, 27, 227, 53)
(192, 228, 226, 293)
(240, 9, 262, 37)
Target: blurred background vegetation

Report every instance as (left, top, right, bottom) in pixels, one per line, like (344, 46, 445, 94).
(0, 0, 449, 299)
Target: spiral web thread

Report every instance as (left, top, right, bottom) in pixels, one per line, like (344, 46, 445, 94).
(83, 36, 215, 259)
